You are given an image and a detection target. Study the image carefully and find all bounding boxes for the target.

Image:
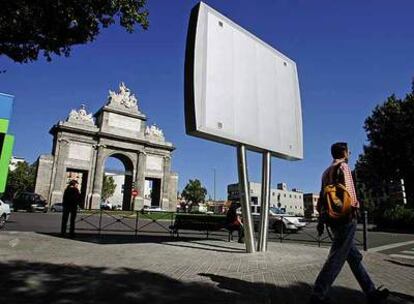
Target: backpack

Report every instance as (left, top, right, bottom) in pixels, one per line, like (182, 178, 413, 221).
(318, 163, 353, 224)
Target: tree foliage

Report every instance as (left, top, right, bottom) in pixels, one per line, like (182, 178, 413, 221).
(0, 0, 149, 63)
(4, 161, 36, 199)
(102, 176, 117, 201)
(181, 179, 207, 206)
(356, 81, 414, 210)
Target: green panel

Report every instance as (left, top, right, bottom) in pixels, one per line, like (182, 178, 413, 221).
(0, 135, 14, 193)
(0, 119, 9, 133)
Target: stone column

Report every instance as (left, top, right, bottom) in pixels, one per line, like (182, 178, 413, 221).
(133, 151, 146, 210)
(90, 144, 106, 209)
(161, 155, 171, 209)
(50, 139, 70, 205)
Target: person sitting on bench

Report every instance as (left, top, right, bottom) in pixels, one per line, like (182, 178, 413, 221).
(226, 202, 244, 243)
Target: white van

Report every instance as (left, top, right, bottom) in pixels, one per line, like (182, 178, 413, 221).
(0, 199, 11, 229)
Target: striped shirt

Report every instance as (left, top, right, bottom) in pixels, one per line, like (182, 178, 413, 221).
(321, 160, 360, 208)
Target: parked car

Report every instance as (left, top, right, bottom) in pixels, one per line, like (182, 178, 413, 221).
(0, 199, 11, 229)
(268, 207, 306, 232)
(51, 203, 63, 212)
(248, 207, 306, 233)
(141, 205, 167, 213)
(100, 200, 112, 210)
(100, 200, 122, 211)
(52, 203, 82, 212)
(3, 200, 13, 212)
(12, 192, 48, 213)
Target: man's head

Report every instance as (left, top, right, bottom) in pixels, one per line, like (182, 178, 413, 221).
(331, 142, 350, 161)
(69, 180, 79, 187)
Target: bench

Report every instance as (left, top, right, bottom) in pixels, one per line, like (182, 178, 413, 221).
(170, 214, 239, 241)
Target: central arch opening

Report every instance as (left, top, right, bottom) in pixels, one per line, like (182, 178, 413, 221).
(103, 153, 134, 211)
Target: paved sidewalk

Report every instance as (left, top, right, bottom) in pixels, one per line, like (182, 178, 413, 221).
(0, 231, 413, 304)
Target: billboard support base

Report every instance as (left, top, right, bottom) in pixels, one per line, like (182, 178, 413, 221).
(237, 144, 256, 253)
(258, 151, 271, 252)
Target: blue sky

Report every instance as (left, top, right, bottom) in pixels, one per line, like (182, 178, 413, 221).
(1, 0, 413, 199)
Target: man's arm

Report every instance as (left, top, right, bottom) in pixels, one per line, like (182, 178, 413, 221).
(340, 163, 359, 208)
(316, 177, 325, 236)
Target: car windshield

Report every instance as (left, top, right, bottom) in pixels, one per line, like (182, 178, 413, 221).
(270, 207, 285, 214)
(38, 195, 46, 201)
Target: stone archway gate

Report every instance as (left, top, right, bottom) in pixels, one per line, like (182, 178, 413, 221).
(35, 83, 178, 211)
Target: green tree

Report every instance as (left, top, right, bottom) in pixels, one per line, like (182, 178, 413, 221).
(4, 161, 36, 199)
(0, 0, 149, 63)
(181, 179, 207, 206)
(356, 81, 414, 210)
(102, 176, 117, 201)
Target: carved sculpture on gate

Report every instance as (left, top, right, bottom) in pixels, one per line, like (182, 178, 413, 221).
(145, 124, 165, 142)
(67, 104, 95, 125)
(107, 82, 139, 110)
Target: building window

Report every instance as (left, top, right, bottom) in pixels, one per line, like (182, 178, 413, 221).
(289, 194, 292, 198)
(284, 194, 286, 198)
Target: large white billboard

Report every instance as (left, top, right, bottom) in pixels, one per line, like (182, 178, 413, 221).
(185, 2, 303, 160)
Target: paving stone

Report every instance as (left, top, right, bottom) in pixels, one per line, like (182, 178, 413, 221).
(0, 231, 413, 303)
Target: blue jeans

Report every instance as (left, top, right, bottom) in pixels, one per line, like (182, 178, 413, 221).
(313, 221, 375, 299)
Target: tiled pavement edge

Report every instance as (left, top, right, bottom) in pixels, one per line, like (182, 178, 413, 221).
(0, 231, 413, 304)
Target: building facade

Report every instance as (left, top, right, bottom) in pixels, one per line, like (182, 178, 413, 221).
(35, 83, 178, 211)
(303, 193, 320, 218)
(227, 182, 305, 216)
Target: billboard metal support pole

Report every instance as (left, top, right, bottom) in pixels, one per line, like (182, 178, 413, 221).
(258, 151, 271, 252)
(237, 144, 255, 253)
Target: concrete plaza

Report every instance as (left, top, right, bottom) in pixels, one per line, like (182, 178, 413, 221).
(0, 230, 413, 303)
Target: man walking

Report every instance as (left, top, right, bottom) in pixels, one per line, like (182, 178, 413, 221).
(61, 179, 81, 238)
(309, 142, 388, 304)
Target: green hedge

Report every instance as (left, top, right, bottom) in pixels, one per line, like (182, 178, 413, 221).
(376, 206, 414, 231)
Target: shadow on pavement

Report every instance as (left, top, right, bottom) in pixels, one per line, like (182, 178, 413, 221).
(39, 232, 233, 246)
(39, 232, 245, 253)
(2, 260, 408, 304)
(161, 242, 245, 254)
(199, 273, 414, 304)
(385, 259, 414, 268)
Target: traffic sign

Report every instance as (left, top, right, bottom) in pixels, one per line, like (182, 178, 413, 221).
(132, 189, 138, 197)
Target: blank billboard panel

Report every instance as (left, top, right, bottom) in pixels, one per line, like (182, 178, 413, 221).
(185, 2, 303, 160)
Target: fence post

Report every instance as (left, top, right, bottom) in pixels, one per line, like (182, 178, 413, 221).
(363, 211, 368, 251)
(98, 210, 103, 236)
(280, 216, 284, 243)
(135, 211, 139, 236)
(206, 219, 209, 239)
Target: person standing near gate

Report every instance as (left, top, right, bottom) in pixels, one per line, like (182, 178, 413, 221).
(309, 142, 388, 304)
(61, 179, 81, 238)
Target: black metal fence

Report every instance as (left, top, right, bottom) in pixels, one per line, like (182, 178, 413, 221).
(75, 210, 369, 251)
(269, 211, 369, 251)
(75, 210, 175, 236)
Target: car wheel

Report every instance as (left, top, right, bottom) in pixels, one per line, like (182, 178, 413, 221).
(51, 208, 56, 212)
(0, 214, 6, 229)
